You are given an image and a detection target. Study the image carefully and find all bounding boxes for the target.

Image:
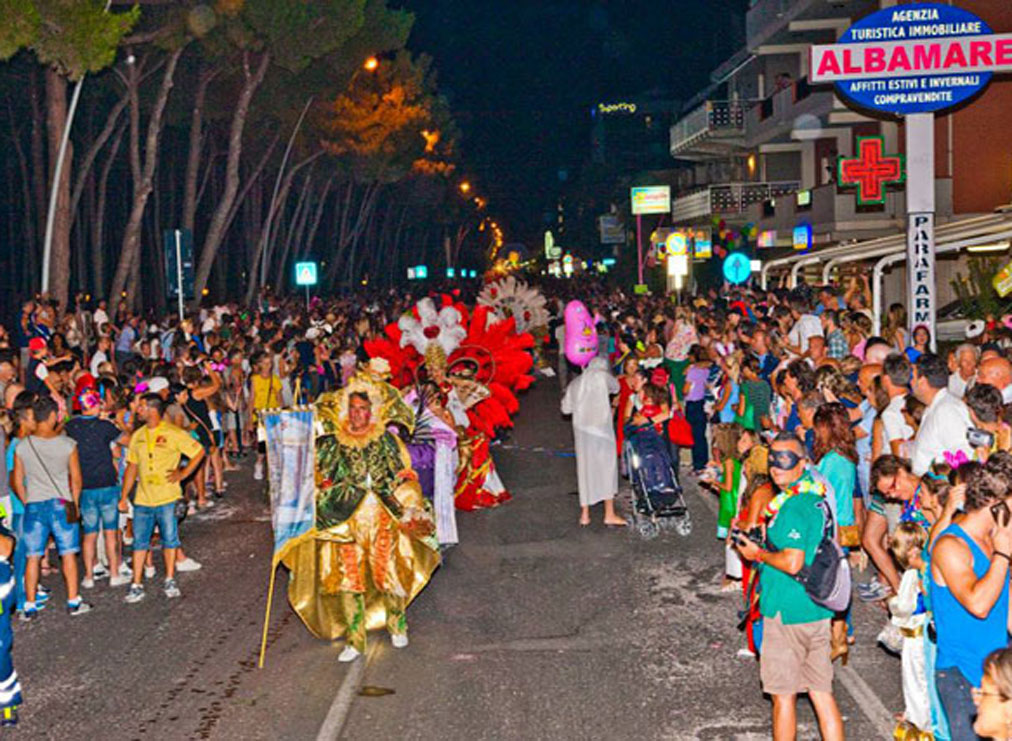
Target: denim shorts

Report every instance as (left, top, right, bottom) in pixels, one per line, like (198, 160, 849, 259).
(80, 486, 120, 534)
(23, 499, 81, 557)
(132, 502, 181, 551)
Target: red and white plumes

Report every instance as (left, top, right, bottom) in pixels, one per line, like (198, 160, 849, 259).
(364, 295, 535, 436)
(477, 276, 549, 334)
(397, 297, 467, 358)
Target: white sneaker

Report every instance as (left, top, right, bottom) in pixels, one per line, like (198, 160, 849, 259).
(176, 558, 202, 573)
(253, 461, 264, 481)
(144, 565, 156, 579)
(109, 574, 132, 588)
(124, 584, 145, 604)
(92, 564, 109, 580)
(337, 645, 361, 663)
(118, 562, 133, 578)
(81, 577, 95, 590)
(391, 634, 409, 649)
(163, 578, 181, 599)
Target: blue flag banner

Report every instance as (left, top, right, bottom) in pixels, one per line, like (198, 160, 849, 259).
(263, 409, 316, 560)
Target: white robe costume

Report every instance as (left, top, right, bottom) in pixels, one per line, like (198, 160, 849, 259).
(561, 357, 619, 507)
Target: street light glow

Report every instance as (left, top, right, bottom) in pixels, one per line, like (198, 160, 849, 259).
(459, 181, 472, 194)
(363, 56, 379, 71)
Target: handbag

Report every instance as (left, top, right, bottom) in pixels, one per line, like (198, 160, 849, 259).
(667, 409, 694, 447)
(26, 436, 80, 524)
(838, 524, 861, 548)
(733, 392, 756, 431)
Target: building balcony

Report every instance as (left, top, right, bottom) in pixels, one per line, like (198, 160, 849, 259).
(750, 179, 954, 242)
(669, 100, 753, 161)
(746, 0, 876, 51)
(745, 77, 838, 148)
(671, 181, 801, 223)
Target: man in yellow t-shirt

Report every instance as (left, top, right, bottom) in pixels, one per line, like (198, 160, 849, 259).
(119, 394, 204, 603)
(248, 351, 282, 481)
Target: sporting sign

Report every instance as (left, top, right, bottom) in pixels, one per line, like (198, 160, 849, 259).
(630, 186, 671, 215)
(723, 252, 751, 285)
(810, 3, 1003, 114)
(838, 137, 905, 205)
(294, 261, 318, 287)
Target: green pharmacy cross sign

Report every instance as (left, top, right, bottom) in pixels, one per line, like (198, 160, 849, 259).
(837, 136, 905, 206)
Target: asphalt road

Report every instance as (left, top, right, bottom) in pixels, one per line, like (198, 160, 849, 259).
(16, 376, 905, 740)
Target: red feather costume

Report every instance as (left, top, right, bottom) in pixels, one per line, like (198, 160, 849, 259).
(365, 296, 535, 511)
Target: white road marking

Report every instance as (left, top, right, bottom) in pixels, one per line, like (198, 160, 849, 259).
(315, 641, 380, 740)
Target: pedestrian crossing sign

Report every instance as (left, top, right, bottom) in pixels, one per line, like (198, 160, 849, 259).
(294, 262, 318, 287)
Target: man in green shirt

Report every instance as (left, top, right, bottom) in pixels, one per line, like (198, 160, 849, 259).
(735, 432, 843, 741)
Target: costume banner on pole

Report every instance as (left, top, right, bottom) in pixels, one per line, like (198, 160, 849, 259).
(263, 409, 317, 561)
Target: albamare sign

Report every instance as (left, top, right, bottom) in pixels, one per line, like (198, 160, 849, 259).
(810, 3, 999, 114)
(812, 35, 1012, 80)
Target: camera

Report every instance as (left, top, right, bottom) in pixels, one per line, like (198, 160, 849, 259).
(968, 427, 995, 449)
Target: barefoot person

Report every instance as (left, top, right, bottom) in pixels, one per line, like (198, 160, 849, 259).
(561, 357, 626, 527)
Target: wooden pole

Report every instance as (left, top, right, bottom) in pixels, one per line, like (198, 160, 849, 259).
(257, 561, 279, 669)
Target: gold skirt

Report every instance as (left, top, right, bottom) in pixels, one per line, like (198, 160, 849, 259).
(282, 482, 441, 640)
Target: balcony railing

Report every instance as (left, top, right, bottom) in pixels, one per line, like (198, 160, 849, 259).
(671, 181, 801, 222)
(745, 77, 837, 148)
(669, 100, 752, 157)
(747, 0, 817, 48)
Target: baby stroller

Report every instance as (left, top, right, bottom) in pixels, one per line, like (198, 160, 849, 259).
(623, 424, 692, 539)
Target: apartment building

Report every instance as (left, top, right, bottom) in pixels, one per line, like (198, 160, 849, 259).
(668, 0, 1012, 312)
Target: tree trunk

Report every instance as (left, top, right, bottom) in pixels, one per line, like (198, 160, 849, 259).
(193, 50, 270, 299)
(302, 175, 333, 259)
(110, 46, 184, 305)
(182, 67, 216, 233)
(29, 69, 46, 262)
(275, 171, 315, 286)
(7, 101, 37, 293)
(324, 180, 381, 286)
(69, 92, 129, 221)
(45, 67, 73, 308)
(92, 121, 125, 298)
(243, 150, 322, 304)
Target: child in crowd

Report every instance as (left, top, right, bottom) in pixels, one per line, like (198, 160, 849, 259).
(704, 424, 743, 587)
(888, 522, 931, 736)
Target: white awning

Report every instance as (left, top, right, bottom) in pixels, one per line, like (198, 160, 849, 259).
(760, 208, 1012, 289)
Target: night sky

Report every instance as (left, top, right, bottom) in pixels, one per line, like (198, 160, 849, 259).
(403, 0, 748, 243)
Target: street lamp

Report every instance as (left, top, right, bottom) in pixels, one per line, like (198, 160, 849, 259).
(363, 56, 379, 71)
(459, 181, 472, 195)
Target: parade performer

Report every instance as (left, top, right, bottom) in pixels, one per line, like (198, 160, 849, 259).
(403, 383, 460, 547)
(478, 277, 550, 372)
(561, 357, 626, 527)
(282, 375, 440, 663)
(366, 296, 535, 512)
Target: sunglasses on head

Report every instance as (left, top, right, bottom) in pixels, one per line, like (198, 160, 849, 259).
(769, 449, 804, 470)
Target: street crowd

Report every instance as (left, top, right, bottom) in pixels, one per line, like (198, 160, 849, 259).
(556, 275, 1012, 741)
(0, 289, 458, 727)
(6, 274, 1012, 739)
